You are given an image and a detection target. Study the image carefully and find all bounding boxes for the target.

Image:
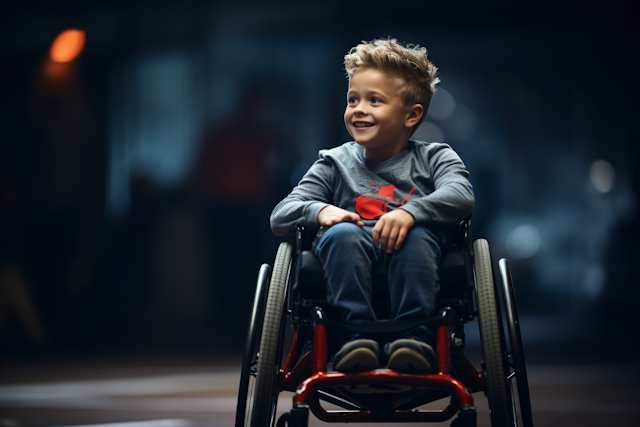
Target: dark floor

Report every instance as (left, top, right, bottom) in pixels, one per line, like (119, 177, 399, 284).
(1, 314, 639, 427)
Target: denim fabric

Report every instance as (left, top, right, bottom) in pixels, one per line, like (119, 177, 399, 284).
(313, 222, 443, 345)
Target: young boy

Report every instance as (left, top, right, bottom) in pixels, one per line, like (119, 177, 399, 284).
(270, 38, 474, 373)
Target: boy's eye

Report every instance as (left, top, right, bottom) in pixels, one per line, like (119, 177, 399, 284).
(348, 97, 358, 104)
(370, 97, 381, 104)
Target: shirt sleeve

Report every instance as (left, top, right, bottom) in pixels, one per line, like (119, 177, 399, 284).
(399, 144, 475, 224)
(270, 154, 335, 236)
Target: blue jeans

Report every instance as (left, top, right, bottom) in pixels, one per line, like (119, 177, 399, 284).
(313, 222, 444, 345)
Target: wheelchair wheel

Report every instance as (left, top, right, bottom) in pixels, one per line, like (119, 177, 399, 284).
(248, 242, 293, 427)
(235, 263, 271, 427)
(473, 239, 513, 427)
(498, 259, 534, 427)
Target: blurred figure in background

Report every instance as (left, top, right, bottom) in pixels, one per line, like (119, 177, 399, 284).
(191, 84, 282, 350)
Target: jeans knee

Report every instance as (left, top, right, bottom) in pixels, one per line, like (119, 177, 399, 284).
(399, 226, 442, 259)
(315, 223, 372, 262)
(320, 223, 365, 247)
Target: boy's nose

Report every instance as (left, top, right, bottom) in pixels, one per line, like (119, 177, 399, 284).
(354, 106, 367, 115)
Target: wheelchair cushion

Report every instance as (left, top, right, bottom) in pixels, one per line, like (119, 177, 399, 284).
(295, 248, 468, 300)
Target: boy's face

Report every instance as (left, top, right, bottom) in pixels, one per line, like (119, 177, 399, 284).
(344, 68, 420, 162)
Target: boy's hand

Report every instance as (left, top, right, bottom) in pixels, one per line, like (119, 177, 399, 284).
(317, 205, 364, 227)
(372, 209, 415, 254)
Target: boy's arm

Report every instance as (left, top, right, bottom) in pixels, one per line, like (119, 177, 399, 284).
(399, 144, 475, 225)
(374, 144, 474, 254)
(270, 156, 335, 236)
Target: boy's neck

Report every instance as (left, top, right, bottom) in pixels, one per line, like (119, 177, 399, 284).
(364, 138, 410, 163)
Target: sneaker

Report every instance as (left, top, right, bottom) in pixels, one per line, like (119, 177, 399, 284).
(384, 338, 436, 373)
(333, 339, 380, 372)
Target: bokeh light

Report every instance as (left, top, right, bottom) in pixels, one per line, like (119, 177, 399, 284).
(414, 121, 445, 143)
(50, 29, 86, 63)
(584, 264, 606, 299)
(506, 224, 541, 260)
(427, 87, 455, 120)
(590, 159, 615, 193)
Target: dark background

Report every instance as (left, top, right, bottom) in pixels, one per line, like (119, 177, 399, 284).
(1, 0, 638, 363)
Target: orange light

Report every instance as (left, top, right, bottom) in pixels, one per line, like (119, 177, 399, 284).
(50, 29, 85, 63)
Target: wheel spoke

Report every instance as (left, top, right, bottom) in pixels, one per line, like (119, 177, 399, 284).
(250, 356, 259, 376)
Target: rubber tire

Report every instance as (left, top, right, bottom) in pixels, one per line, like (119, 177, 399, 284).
(498, 259, 534, 427)
(236, 264, 271, 427)
(473, 239, 512, 427)
(250, 242, 293, 427)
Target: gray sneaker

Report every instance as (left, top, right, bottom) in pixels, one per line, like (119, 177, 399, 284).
(333, 339, 380, 372)
(385, 338, 436, 373)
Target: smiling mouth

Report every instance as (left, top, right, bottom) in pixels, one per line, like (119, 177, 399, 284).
(354, 122, 374, 128)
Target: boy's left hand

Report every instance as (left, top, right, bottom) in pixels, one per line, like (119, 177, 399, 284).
(372, 209, 415, 254)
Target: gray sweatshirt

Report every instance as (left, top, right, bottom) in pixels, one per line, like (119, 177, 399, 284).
(270, 140, 474, 236)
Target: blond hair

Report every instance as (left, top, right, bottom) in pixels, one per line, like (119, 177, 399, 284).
(344, 38, 440, 128)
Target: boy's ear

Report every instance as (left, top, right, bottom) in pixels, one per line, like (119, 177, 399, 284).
(405, 104, 424, 128)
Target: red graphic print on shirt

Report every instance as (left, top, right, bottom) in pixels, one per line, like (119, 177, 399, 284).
(355, 183, 417, 220)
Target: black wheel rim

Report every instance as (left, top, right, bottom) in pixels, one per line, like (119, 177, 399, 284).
(235, 264, 271, 427)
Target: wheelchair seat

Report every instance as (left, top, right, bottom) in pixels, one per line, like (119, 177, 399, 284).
(296, 247, 468, 300)
(292, 223, 475, 324)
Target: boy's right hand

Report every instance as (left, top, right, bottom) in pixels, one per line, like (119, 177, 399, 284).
(317, 205, 364, 227)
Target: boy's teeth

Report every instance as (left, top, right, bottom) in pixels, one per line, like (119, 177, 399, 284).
(355, 123, 373, 127)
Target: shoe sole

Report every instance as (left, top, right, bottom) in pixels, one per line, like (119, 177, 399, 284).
(388, 347, 432, 373)
(334, 347, 379, 372)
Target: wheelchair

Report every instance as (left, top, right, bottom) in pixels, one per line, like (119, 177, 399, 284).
(236, 219, 534, 427)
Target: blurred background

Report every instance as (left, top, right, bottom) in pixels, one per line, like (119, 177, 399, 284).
(0, 0, 638, 425)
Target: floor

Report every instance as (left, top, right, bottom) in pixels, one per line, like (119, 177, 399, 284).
(2, 315, 640, 427)
(2, 352, 640, 427)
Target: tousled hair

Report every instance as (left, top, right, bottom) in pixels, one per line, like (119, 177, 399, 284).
(344, 38, 440, 129)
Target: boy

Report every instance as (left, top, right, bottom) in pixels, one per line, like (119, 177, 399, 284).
(270, 38, 474, 373)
